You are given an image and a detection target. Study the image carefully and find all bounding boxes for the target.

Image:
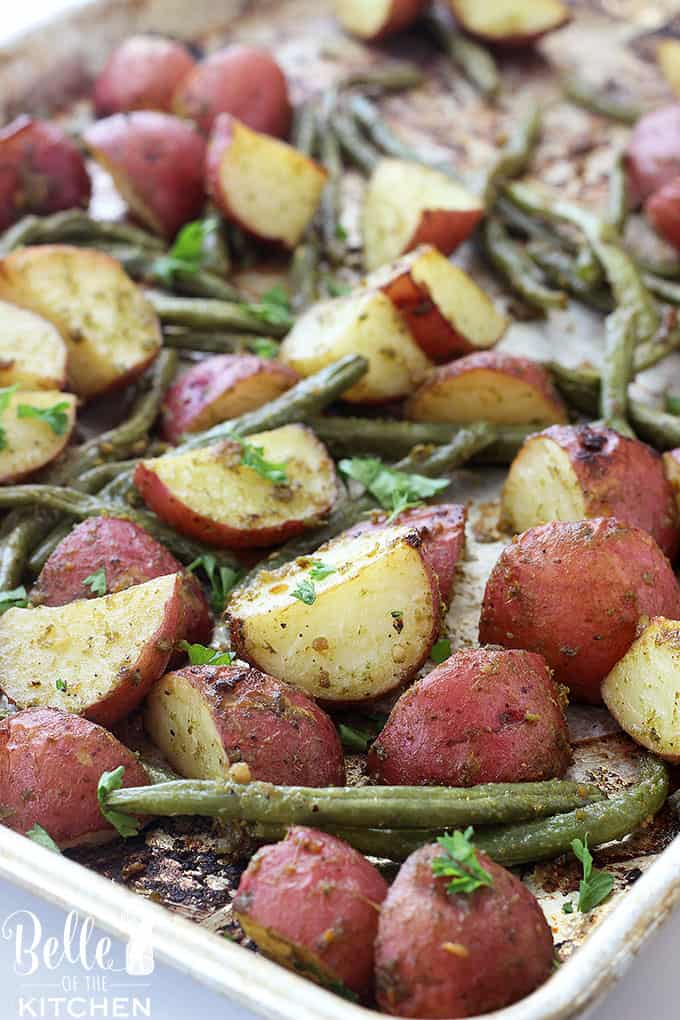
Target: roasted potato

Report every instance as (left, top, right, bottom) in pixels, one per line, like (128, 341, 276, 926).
(0, 301, 67, 391)
(368, 647, 571, 786)
(234, 827, 389, 997)
(362, 159, 484, 271)
(31, 517, 211, 645)
(0, 245, 161, 399)
(0, 573, 183, 726)
(406, 352, 568, 428)
(84, 112, 207, 239)
(0, 389, 77, 483)
(365, 246, 507, 362)
(645, 175, 680, 252)
(205, 115, 327, 248)
(134, 424, 337, 549)
(144, 665, 346, 786)
(479, 518, 680, 704)
(501, 424, 679, 559)
(161, 354, 299, 445)
(658, 40, 680, 98)
(0, 116, 90, 232)
(173, 46, 292, 138)
(228, 523, 440, 702)
(93, 35, 196, 115)
(602, 616, 680, 762)
(279, 290, 432, 403)
(625, 104, 680, 206)
(375, 842, 554, 1018)
(449, 0, 570, 45)
(663, 446, 680, 515)
(0, 708, 149, 848)
(335, 0, 428, 40)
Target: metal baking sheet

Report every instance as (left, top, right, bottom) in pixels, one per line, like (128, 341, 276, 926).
(2, 1, 680, 1018)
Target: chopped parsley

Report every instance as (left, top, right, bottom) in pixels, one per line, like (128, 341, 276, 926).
(335, 223, 348, 241)
(55, 677, 67, 692)
(152, 216, 220, 283)
(17, 401, 71, 436)
(291, 578, 316, 605)
(339, 457, 449, 522)
(239, 440, 288, 485)
(247, 337, 279, 360)
(571, 836, 614, 913)
(0, 585, 28, 615)
(562, 900, 575, 914)
(97, 767, 140, 839)
(337, 713, 388, 753)
(308, 560, 337, 581)
(187, 554, 241, 615)
(244, 284, 294, 329)
(431, 828, 493, 896)
(430, 638, 452, 664)
(26, 823, 61, 854)
(179, 641, 236, 666)
(83, 567, 107, 597)
(0, 384, 19, 450)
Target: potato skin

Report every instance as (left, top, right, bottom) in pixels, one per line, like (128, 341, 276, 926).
(31, 517, 211, 644)
(234, 827, 388, 996)
(93, 35, 196, 115)
(626, 104, 680, 205)
(646, 175, 680, 251)
(149, 665, 346, 786)
(0, 116, 91, 231)
(368, 647, 570, 786)
(479, 518, 680, 704)
(374, 844, 553, 1018)
(173, 45, 292, 138)
(0, 708, 149, 847)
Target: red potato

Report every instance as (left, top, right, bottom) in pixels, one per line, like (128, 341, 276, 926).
(161, 354, 299, 444)
(658, 40, 680, 98)
(645, 176, 680, 251)
(31, 517, 211, 645)
(84, 112, 206, 238)
(368, 647, 571, 786)
(501, 424, 680, 559)
(365, 246, 507, 362)
(406, 352, 568, 428)
(363, 159, 484, 271)
(0, 389, 77, 483)
(335, 0, 428, 41)
(479, 518, 680, 704)
(93, 35, 196, 116)
(375, 843, 554, 1018)
(0, 116, 90, 232)
(173, 46, 291, 138)
(625, 104, 680, 206)
(449, 0, 570, 46)
(134, 424, 338, 549)
(206, 114, 327, 249)
(0, 573, 183, 727)
(663, 447, 680, 515)
(144, 665, 346, 786)
(234, 827, 389, 997)
(0, 301, 67, 391)
(0, 708, 149, 848)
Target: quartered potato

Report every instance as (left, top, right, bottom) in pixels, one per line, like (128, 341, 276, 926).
(449, 0, 570, 45)
(0, 389, 77, 483)
(335, 0, 427, 40)
(0, 245, 162, 398)
(93, 34, 196, 115)
(0, 300, 67, 391)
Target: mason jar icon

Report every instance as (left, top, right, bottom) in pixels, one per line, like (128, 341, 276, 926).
(125, 918, 155, 976)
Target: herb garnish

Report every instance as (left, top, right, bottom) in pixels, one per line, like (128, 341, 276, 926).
(247, 337, 279, 360)
(239, 440, 288, 485)
(187, 554, 241, 615)
(337, 713, 388, 753)
(323, 274, 351, 297)
(152, 217, 220, 283)
(83, 567, 107, 597)
(97, 767, 140, 839)
(0, 384, 19, 450)
(179, 641, 236, 666)
(244, 284, 294, 329)
(0, 585, 28, 615)
(55, 677, 67, 692)
(308, 560, 336, 581)
(17, 401, 71, 436)
(571, 836, 614, 913)
(430, 638, 452, 664)
(339, 457, 449, 522)
(291, 578, 316, 605)
(26, 823, 61, 853)
(431, 828, 494, 896)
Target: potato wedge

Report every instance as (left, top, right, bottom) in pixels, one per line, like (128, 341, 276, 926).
(365, 246, 506, 362)
(93, 35, 197, 116)
(228, 525, 440, 702)
(406, 352, 567, 428)
(0, 246, 162, 398)
(626, 104, 680, 206)
(0, 301, 67, 391)
(362, 159, 484, 271)
(501, 425, 679, 559)
(335, 0, 427, 40)
(134, 424, 337, 549)
(645, 176, 680, 252)
(658, 40, 680, 98)
(0, 389, 77, 483)
(162, 355, 299, 445)
(602, 616, 680, 762)
(449, 0, 570, 45)
(279, 290, 432, 403)
(0, 573, 182, 726)
(206, 115, 327, 249)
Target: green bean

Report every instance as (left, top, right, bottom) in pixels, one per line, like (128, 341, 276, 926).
(601, 307, 636, 436)
(607, 151, 629, 232)
(289, 239, 320, 313)
(0, 519, 36, 590)
(642, 273, 680, 305)
(482, 218, 567, 310)
(635, 255, 680, 280)
(483, 104, 541, 206)
(629, 400, 680, 450)
(495, 195, 557, 243)
(348, 95, 421, 162)
(291, 102, 319, 156)
(562, 75, 643, 125)
(198, 213, 231, 277)
(423, 8, 499, 100)
(527, 241, 612, 311)
(159, 268, 242, 303)
(341, 63, 425, 93)
(331, 111, 381, 174)
(146, 292, 289, 337)
(395, 422, 496, 475)
(162, 330, 253, 354)
(0, 210, 165, 255)
(319, 114, 346, 265)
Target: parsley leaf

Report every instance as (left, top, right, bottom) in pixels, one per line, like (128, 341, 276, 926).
(26, 823, 61, 853)
(572, 836, 614, 913)
(335, 223, 348, 241)
(97, 767, 141, 839)
(430, 638, 452, 664)
(55, 677, 67, 692)
(179, 640, 236, 666)
(431, 828, 494, 896)
(152, 217, 220, 283)
(187, 554, 241, 615)
(0, 384, 19, 451)
(247, 337, 279, 360)
(292, 578, 316, 605)
(562, 900, 575, 914)
(0, 585, 28, 615)
(17, 401, 71, 436)
(244, 284, 294, 329)
(83, 567, 107, 597)
(337, 713, 388, 753)
(239, 441, 288, 485)
(308, 560, 337, 581)
(339, 457, 449, 522)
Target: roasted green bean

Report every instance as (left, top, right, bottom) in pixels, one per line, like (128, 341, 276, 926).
(423, 8, 499, 100)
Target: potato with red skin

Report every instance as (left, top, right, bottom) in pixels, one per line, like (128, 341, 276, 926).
(30, 517, 211, 644)
(234, 827, 388, 997)
(646, 176, 680, 251)
(173, 46, 291, 138)
(0, 116, 91, 232)
(0, 708, 149, 848)
(501, 424, 680, 559)
(448, 0, 570, 46)
(335, 0, 428, 41)
(368, 647, 571, 786)
(625, 105, 680, 206)
(663, 447, 680, 515)
(93, 35, 196, 116)
(84, 112, 206, 238)
(144, 665, 346, 786)
(375, 843, 554, 1018)
(479, 518, 680, 704)
(161, 355, 299, 445)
